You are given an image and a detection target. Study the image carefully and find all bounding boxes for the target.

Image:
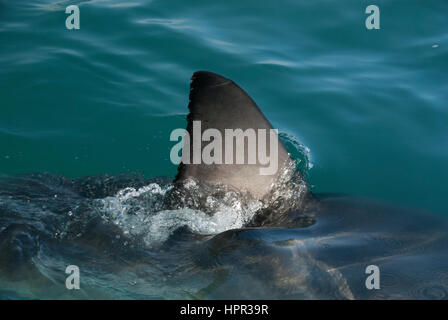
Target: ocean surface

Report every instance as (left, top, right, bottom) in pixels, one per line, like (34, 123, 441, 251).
(0, 0, 447, 299)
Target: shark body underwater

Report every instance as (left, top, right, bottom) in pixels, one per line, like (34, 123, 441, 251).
(0, 71, 448, 299)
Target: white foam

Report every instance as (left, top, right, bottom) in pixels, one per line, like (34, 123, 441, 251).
(98, 182, 262, 246)
(97, 133, 312, 247)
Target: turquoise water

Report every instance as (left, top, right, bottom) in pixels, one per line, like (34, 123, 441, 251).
(1, 0, 447, 214)
(1, 0, 448, 300)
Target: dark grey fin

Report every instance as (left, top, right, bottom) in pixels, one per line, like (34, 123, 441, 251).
(174, 71, 293, 200)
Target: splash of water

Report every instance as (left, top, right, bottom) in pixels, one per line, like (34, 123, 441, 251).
(97, 154, 311, 247)
(98, 180, 264, 246)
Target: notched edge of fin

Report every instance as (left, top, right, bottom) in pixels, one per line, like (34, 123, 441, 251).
(190, 71, 232, 89)
(174, 71, 234, 183)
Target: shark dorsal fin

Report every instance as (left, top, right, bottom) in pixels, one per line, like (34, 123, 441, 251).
(175, 71, 292, 200)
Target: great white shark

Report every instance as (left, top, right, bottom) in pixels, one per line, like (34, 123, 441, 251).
(0, 71, 447, 299)
(168, 71, 448, 299)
